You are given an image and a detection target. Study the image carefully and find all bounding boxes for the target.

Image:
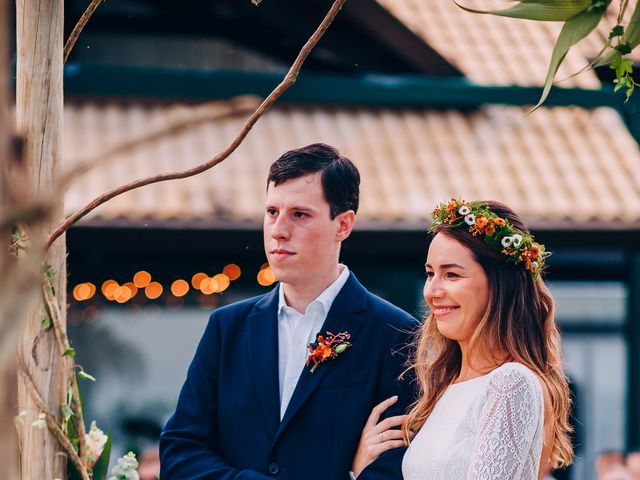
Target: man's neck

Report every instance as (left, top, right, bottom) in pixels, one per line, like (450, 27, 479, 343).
(282, 265, 343, 314)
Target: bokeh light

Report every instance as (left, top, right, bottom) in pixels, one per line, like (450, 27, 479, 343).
(191, 272, 208, 290)
(212, 273, 230, 293)
(101, 280, 118, 301)
(133, 270, 152, 288)
(223, 264, 241, 281)
(145, 282, 163, 300)
(257, 266, 276, 286)
(171, 279, 189, 297)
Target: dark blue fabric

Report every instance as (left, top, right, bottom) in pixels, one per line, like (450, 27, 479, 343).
(160, 273, 418, 480)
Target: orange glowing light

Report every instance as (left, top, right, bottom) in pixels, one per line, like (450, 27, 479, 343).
(85, 282, 96, 299)
(133, 271, 152, 288)
(114, 285, 133, 303)
(191, 272, 208, 290)
(200, 277, 217, 295)
(171, 279, 189, 297)
(123, 282, 138, 298)
(212, 274, 230, 293)
(145, 282, 163, 300)
(223, 264, 241, 281)
(257, 267, 276, 286)
(73, 284, 92, 301)
(102, 280, 119, 300)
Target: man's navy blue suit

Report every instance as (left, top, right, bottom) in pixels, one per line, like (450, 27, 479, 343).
(160, 272, 418, 480)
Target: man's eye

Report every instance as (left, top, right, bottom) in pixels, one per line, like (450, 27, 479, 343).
(293, 211, 307, 218)
(267, 209, 278, 217)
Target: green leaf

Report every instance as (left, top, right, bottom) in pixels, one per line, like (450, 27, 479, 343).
(62, 405, 74, 422)
(454, 0, 592, 21)
(41, 316, 51, 330)
(78, 370, 96, 382)
(534, 4, 608, 109)
(610, 24, 624, 38)
(92, 433, 112, 480)
(63, 348, 76, 357)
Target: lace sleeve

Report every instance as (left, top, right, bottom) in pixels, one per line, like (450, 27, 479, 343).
(467, 364, 544, 480)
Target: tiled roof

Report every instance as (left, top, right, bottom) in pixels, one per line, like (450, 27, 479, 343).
(61, 3, 640, 230)
(63, 99, 640, 229)
(378, 0, 628, 88)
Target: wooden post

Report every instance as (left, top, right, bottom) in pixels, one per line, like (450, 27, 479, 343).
(15, 0, 67, 479)
(0, 0, 19, 476)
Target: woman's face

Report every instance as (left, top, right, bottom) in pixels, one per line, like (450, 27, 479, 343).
(424, 233, 491, 347)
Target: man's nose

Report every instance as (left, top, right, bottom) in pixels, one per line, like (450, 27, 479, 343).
(271, 214, 290, 239)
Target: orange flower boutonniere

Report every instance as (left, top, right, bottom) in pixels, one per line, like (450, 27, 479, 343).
(306, 331, 352, 373)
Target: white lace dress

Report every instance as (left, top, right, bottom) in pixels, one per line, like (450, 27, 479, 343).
(402, 362, 544, 480)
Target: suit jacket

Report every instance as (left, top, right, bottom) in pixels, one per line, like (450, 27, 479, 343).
(160, 272, 418, 480)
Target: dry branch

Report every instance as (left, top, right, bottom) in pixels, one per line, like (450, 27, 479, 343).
(64, 0, 102, 63)
(46, 0, 348, 250)
(17, 359, 89, 480)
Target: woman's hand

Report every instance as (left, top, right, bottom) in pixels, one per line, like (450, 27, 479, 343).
(351, 395, 408, 478)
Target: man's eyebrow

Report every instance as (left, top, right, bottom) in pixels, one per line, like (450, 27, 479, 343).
(425, 263, 465, 269)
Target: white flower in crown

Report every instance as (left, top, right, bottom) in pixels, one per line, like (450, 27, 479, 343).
(458, 205, 471, 215)
(464, 214, 476, 226)
(532, 261, 539, 270)
(512, 234, 523, 248)
(501, 236, 513, 248)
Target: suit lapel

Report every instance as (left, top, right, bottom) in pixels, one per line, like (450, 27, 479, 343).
(247, 287, 281, 439)
(274, 273, 368, 443)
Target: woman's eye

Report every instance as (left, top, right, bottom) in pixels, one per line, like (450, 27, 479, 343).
(445, 272, 459, 278)
(425, 271, 434, 279)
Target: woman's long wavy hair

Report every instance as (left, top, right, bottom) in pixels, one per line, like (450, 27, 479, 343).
(402, 201, 573, 469)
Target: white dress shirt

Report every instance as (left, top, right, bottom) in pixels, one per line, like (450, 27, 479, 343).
(277, 264, 350, 419)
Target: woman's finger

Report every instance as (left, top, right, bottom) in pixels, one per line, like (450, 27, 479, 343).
(364, 395, 398, 429)
(370, 428, 404, 443)
(371, 414, 405, 434)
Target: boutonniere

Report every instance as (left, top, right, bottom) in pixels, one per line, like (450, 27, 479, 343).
(306, 331, 352, 373)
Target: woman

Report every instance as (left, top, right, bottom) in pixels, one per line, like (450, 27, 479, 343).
(352, 199, 573, 479)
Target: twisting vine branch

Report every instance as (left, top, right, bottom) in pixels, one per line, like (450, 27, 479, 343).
(64, 0, 103, 63)
(17, 359, 89, 480)
(42, 281, 88, 473)
(46, 0, 348, 251)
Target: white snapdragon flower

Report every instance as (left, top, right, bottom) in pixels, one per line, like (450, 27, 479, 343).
(85, 421, 108, 467)
(511, 234, 523, 248)
(464, 214, 476, 226)
(458, 205, 471, 215)
(501, 236, 513, 248)
(109, 452, 139, 480)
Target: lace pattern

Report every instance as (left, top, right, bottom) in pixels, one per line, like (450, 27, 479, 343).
(402, 362, 544, 480)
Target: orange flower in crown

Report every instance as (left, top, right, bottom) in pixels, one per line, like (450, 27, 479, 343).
(429, 198, 549, 279)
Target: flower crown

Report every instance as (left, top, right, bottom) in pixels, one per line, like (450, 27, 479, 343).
(429, 199, 549, 279)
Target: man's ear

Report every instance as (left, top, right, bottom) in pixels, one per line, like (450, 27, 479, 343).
(335, 210, 356, 241)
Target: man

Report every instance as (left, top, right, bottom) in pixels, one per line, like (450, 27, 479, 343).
(160, 143, 418, 479)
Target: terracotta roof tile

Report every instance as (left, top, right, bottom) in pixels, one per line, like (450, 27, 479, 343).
(63, 100, 640, 229)
(377, 0, 606, 88)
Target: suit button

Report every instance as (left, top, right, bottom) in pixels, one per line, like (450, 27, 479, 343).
(268, 462, 279, 475)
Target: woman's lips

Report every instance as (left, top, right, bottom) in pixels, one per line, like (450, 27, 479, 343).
(431, 306, 459, 317)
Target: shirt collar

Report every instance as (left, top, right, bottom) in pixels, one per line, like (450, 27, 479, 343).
(278, 264, 350, 317)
